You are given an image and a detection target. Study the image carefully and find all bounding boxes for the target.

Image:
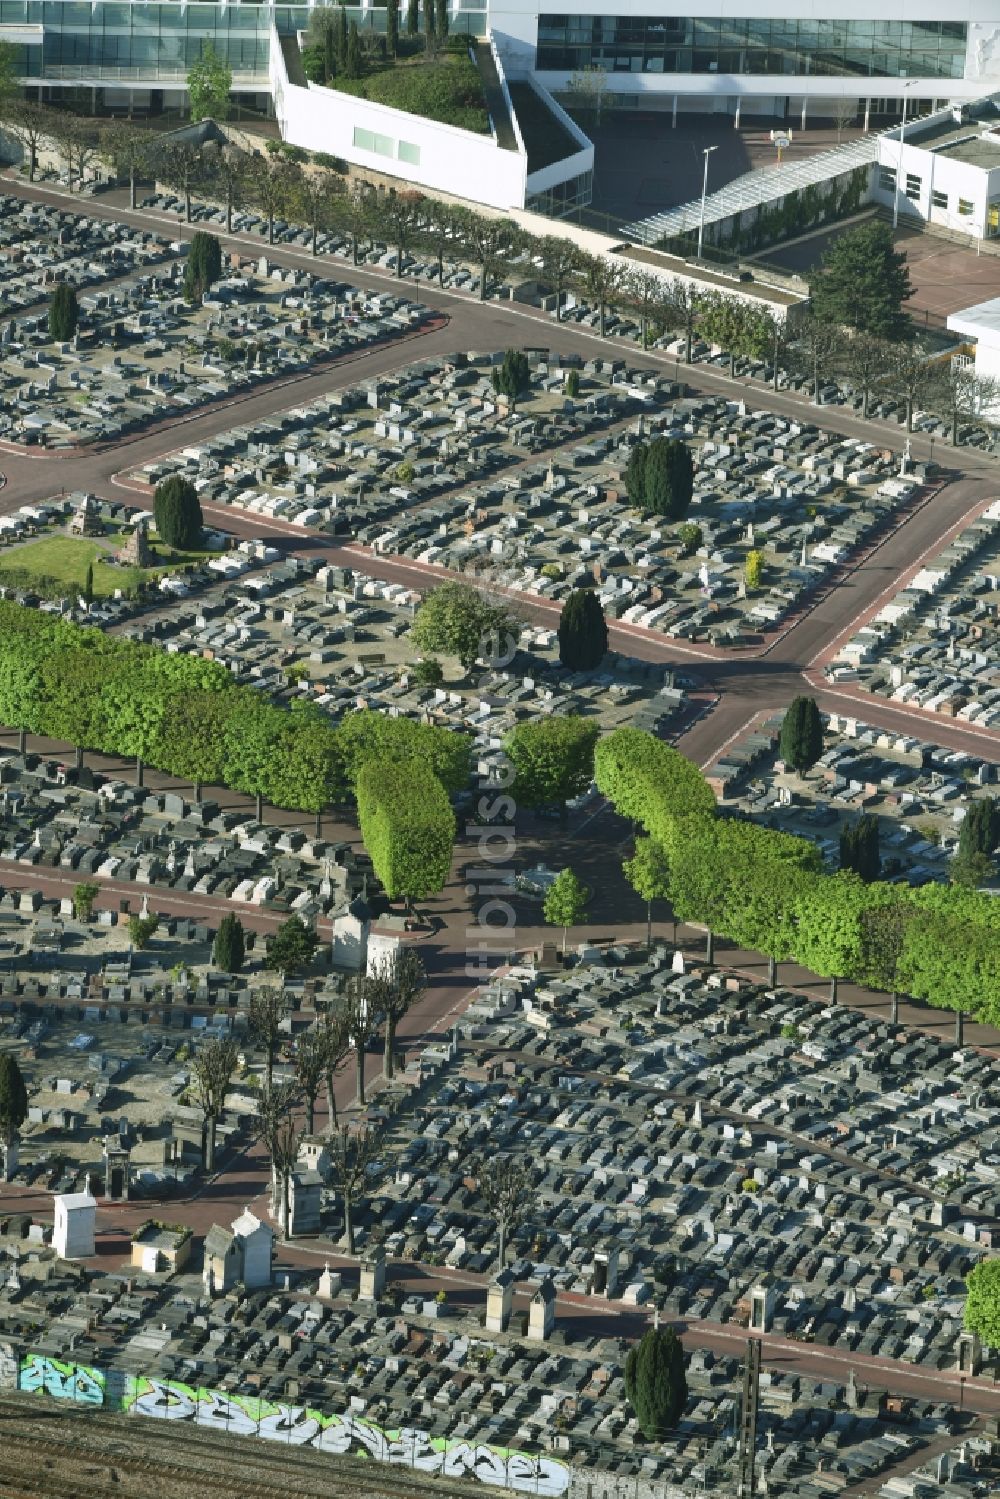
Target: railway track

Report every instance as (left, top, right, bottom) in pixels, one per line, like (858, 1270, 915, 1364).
(0, 1393, 503, 1499)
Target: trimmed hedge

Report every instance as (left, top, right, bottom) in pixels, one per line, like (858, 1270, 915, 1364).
(356, 757, 456, 902)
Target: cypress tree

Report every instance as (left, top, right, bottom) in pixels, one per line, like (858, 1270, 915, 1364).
(959, 797, 999, 859)
(337, 2, 348, 67)
(386, 0, 399, 56)
(624, 1326, 688, 1439)
(779, 696, 823, 773)
(48, 282, 78, 342)
(0, 1053, 28, 1145)
(213, 912, 246, 973)
(840, 813, 880, 883)
(183, 230, 223, 302)
(625, 441, 647, 506)
(83, 562, 94, 605)
(345, 20, 362, 78)
(154, 474, 204, 550)
(558, 587, 608, 671)
(435, 0, 448, 37)
(638, 438, 693, 521)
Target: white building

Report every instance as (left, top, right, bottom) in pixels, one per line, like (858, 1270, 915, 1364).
(947, 296, 1000, 382)
(53, 1190, 96, 1260)
(873, 101, 1000, 242)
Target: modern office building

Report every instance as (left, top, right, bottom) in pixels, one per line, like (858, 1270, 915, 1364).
(2, 0, 1000, 212)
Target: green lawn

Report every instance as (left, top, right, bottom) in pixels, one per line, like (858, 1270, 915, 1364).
(0, 533, 218, 600)
(331, 53, 490, 134)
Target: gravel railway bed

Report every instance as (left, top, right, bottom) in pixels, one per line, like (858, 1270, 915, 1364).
(0, 1393, 497, 1499)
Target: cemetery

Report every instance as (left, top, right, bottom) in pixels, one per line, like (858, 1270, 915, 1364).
(705, 709, 1000, 885)
(826, 499, 1000, 732)
(0, 217, 435, 450)
(0, 940, 994, 1494)
(129, 352, 923, 647)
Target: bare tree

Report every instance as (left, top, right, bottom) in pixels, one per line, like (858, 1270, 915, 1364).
(625, 268, 664, 350)
(886, 341, 933, 433)
(320, 1007, 351, 1135)
(344, 980, 376, 1106)
(472, 1153, 534, 1270)
(842, 330, 891, 420)
(931, 363, 1000, 446)
(418, 198, 461, 287)
(5, 102, 57, 183)
(366, 949, 426, 1081)
(457, 210, 521, 302)
(248, 153, 296, 245)
(833, 98, 857, 143)
(291, 164, 343, 257)
(100, 121, 153, 210)
(540, 235, 581, 323)
(203, 139, 249, 233)
(328, 1122, 383, 1255)
(248, 984, 288, 1094)
(50, 113, 100, 193)
(293, 1025, 327, 1135)
(663, 281, 703, 365)
(156, 138, 204, 222)
(190, 1035, 239, 1173)
(333, 180, 376, 267)
(253, 1079, 301, 1239)
(580, 254, 629, 339)
(797, 314, 843, 404)
(382, 189, 424, 278)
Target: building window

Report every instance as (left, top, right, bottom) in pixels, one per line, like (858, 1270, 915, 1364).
(932, 189, 947, 209)
(958, 198, 974, 216)
(353, 126, 394, 158)
(397, 140, 420, 165)
(904, 173, 921, 200)
(879, 167, 896, 192)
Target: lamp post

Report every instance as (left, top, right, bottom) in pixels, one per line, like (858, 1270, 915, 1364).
(893, 80, 915, 230)
(697, 144, 719, 261)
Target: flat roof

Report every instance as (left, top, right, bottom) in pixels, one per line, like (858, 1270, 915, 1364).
(946, 296, 1000, 341)
(906, 111, 1000, 171)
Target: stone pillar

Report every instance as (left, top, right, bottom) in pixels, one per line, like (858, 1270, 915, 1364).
(528, 1282, 555, 1342)
(958, 1330, 982, 1376)
(750, 1282, 776, 1333)
(103, 1142, 130, 1201)
(359, 1250, 386, 1300)
(0, 1141, 18, 1182)
(592, 1249, 619, 1299)
(864, 98, 871, 133)
(486, 1270, 514, 1333)
(672, 94, 678, 128)
(800, 98, 808, 132)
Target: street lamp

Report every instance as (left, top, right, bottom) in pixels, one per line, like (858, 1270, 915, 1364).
(697, 145, 719, 261)
(893, 80, 916, 230)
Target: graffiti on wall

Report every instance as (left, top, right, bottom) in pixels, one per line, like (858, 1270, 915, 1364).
(20, 1355, 105, 1405)
(123, 1377, 569, 1495)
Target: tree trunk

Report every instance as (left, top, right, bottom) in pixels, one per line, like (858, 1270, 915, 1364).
(890, 991, 899, 1025)
(282, 1167, 291, 1239)
(599, 301, 606, 339)
(813, 354, 820, 403)
(562, 925, 568, 958)
(706, 929, 715, 965)
(205, 1115, 216, 1173)
(266, 1046, 274, 1096)
(312, 222, 318, 257)
(306, 1094, 315, 1135)
(193, 780, 202, 804)
(226, 196, 233, 234)
(344, 1191, 354, 1254)
(268, 212, 275, 245)
(640, 311, 647, 347)
(256, 791, 263, 823)
(315, 809, 322, 839)
(685, 326, 693, 365)
(352, 234, 359, 266)
(18, 728, 26, 755)
(479, 260, 487, 301)
(498, 1218, 506, 1270)
(185, 189, 192, 223)
(955, 1008, 964, 1047)
(951, 410, 959, 446)
(324, 1075, 337, 1134)
(396, 245, 403, 278)
(862, 387, 869, 420)
(76, 746, 83, 771)
(646, 900, 652, 952)
(906, 396, 914, 433)
(437, 248, 444, 285)
(384, 1016, 396, 1080)
(130, 169, 137, 210)
(136, 756, 144, 788)
(768, 955, 777, 986)
(830, 975, 839, 1002)
(356, 1046, 366, 1106)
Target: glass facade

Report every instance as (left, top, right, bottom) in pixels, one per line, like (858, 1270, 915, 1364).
(536, 15, 968, 80)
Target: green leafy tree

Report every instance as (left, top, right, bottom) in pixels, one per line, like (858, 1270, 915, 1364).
(810, 221, 913, 339)
(543, 867, 591, 956)
(150, 688, 230, 799)
(558, 588, 608, 671)
(0, 1053, 28, 1159)
(366, 948, 426, 1080)
(356, 758, 456, 909)
(100, 121, 153, 210)
(0, 40, 17, 115)
(858, 897, 914, 1024)
(411, 582, 515, 675)
(187, 40, 232, 121)
(337, 709, 470, 794)
(677, 523, 702, 557)
(183, 229, 223, 303)
(951, 848, 995, 890)
(491, 349, 531, 410)
(213, 912, 246, 974)
(843, 330, 890, 420)
(386, 0, 400, 55)
(153, 474, 203, 550)
(744, 549, 763, 591)
(48, 282, 78, 342)
(412, 658, 444, 686)
(267, 915, 319, 978)
(128, 914, 158, 950)
(3, 101, 53, 184)
(959, 797, 999, 861)
(581, 254, 628, 338)
(73, 882, 100, 922)
(505, 715, 599, 823)
(623, 838, 670, 949)
(625, 1326, 688, 1439)
(435, 0, 448, 36)
(156, 137, 203, 223)
(540, 237, 580, 323)
(840, 814, 881, 883)
(964, 1258, 1000, 1348)
(624, 442, 647, 507)
(406, 0, 418, 35)
(779, 696, 823, 773)
(594, 727, 717, 831)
